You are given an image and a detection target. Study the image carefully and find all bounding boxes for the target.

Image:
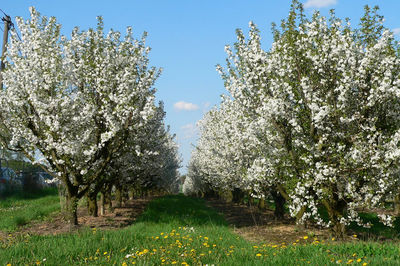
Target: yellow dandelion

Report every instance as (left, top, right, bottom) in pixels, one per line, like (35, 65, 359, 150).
(204, 237, 209, 240)
(104, 251, 108, 255)
(347, 259, 353, 264)
(362, 263, 368, 266)
(7, 264, 11, 266)
(353, 234, 357, 238)
(352, 253, 357, 257)
(122, 262, 128, 266)
(172, 262, 177, 265)
(181, 262, 188, 265)
(357, 258, 362, 262)
(331, 237, 335, 241)
(256, 253, 262, 257)
(303, 236, 308, 240)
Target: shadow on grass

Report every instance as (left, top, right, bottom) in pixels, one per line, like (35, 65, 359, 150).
(348, 213, 400, 240)
(136, 194, 227, 226)
(317, 205, 400, 240)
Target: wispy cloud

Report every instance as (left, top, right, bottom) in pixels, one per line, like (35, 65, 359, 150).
(393, 28, 400, 36)
(304, 0, 337, 8)
(181, 123, 198, 139)
(202, 102, 211, 112)
(174, 101, 199, 111)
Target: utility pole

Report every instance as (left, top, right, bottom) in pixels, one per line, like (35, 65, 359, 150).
(0, 13, 12, 179)
(0, 13, 12, 90)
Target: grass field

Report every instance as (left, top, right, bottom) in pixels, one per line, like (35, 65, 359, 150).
(0, 188, 60, 231)
(1, 194, 400, 265)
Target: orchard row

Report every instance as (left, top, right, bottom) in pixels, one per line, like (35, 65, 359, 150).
(0, 7, 180, 224)
(186, 2, 400, 238)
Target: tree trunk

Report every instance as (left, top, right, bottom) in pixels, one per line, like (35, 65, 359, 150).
(115, 185, 122, 208)
(105, 185, 113, 212)
(65, 193, 78, 226)
(271, 189, 286, 220)
(394, 194, 400, 216)
(258, 198, 266, 210)
(100, 192, 105, 216)
(232, 188, 244, 204)
(87, 192, 98, 217)
(322, 198, 347, 239)
(128, 190, 134, 200)
(63, 179, 79, 226)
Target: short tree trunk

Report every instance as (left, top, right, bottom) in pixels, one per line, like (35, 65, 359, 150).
(100, 192, 105, 216)
(104, 186, 113, 212)
(66, 193, 78, 226)
(271, 189, 286, 220)
(332, 221, 346, 239)
(394, 194, 400, 216)
(258, 198, 266, 210)
(232, 188, 244, 204)
(87, 192, 98, 217)
(115, 185, 122, 208)
(128, 190, 134, 200)
(323, 198, 347, 239)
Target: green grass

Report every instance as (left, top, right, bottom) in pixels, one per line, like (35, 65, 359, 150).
(1, 194, 400, 265)
(0, 188, 60, 231)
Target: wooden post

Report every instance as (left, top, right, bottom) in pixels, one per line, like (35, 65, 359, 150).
(0, 14, 12, 89)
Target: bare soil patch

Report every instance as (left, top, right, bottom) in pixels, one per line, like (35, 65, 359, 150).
(7, 198, 152, 237)
(206, 198, 331, 244)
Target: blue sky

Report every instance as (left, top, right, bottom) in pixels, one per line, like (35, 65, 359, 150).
(2, 0, 399, 173)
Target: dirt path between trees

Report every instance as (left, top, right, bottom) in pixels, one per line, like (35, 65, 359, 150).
(1, 198, 152, 237)
(206, 198, 331, 244)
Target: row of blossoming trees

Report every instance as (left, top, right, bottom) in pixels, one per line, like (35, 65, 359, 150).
(186, 2, 400, 237)
(0, 8, 180, 225)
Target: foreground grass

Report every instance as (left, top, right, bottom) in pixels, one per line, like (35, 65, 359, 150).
(1, 195, 400, 265)
(0, 188, 60, 231)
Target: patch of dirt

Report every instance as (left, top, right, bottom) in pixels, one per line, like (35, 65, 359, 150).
(206, 198, 331, 244)
(7, 198, 152, 237)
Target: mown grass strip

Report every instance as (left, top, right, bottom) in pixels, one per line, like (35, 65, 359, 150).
(1, 194, 400, 265)
(0, 188, 60, 231)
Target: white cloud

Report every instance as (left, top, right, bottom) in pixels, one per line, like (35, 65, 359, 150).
(181, 123, 198, 139)
(393, 28, 400, 36)
(304, 0, 337, 8)
(202, 102, 211, 112)
(174, 101, 199, 111)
